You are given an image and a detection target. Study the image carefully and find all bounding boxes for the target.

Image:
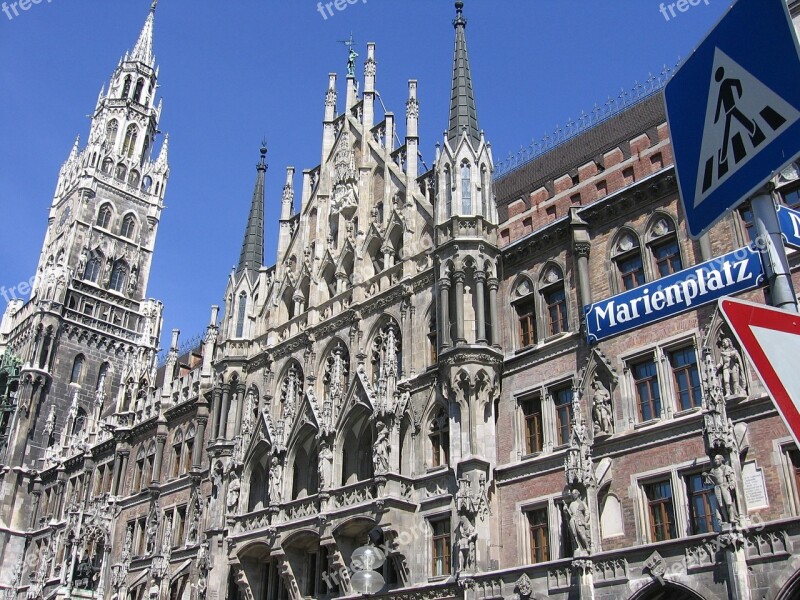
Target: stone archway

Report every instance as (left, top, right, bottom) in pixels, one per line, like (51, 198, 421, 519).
(629, 581, 707, 600)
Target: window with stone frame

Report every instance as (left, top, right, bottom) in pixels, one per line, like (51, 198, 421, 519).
(644, 480, 677, 542)
(183, 426, 195, 474)
(84, 254, 103, 283)
(96, 203, 113, 229)
(553, 386, 573, 447)
(516, 297, 537, 349)
(521, 395, 544, 455)
(174, 505, 187, 548)
(430, 517, 451, 577)
(429, 408, 450, 468)
(526, 507, 550, 564)
(631, 356, 662, 422)
(70, 354, 85, 384)
(120, 213, 136, 239)
(785, 446, 800, 515)
(540, 265, 568, 336)
(668, 346, 702, 411)
(132, 446, 145, 493)
(612, 231, 645, 291)
(235, 292, 247, 338)
(648, 216, 683, 278)
(171, 430, 183, 478)
(428, 313, 438, 364)
(685, 472, 719, 534)
(109, 260, 128, 293)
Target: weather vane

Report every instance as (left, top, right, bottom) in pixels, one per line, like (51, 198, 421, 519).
(338, 33, 358, 78)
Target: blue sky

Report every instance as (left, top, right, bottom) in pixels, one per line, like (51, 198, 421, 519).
(0, 0, 732, 353)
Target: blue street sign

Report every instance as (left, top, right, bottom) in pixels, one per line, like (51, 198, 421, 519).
(664, 0, 800, 239)
(585, 245, 764, 344)
(778, 204, 800, 250)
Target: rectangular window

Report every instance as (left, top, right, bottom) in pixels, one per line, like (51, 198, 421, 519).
(517, 299, 536, 348)
(544, 286, 568, 335)
(135, 517, 147, 556)
(669, 347, 702, 411)
(618, 254, 645, 290)
(739, 204, 755, 242)
(522, 397, 544, 454)
(431, 519, 451, 577)
(686, 473, 719, 534)
(527, 508, 550, 564)
(553, 387, 573, 446)
(645, 480, 677, 541)
(652, 239, 683, 277)
(633, 359, 661, 422)
(175, 505, 187, 547)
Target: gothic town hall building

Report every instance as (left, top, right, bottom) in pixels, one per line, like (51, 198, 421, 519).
(3, 3, 800, 599)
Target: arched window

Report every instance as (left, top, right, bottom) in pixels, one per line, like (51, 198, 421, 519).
(540, 265, 568, 336)
(612, 231, 645, 291)
(96, 362, 110, 392)
(133, 78, 144, 103)
(70, 355, 85, 384)
(444, 166, 452, 218)
(140, 137, 150, 166)
(480, 166, 489, 217)
(132, 446, 145, 492)
(429, 408, 450, 467)
(171, 430, 184, 478)
(648, 216, 683, 278)
(105, 119, 118, 148)
(235, 293, 247, 338)
(183, 426, 195, 473)
(461, 162, 472, 214)
(142, 442, 156, 490)
(128, 170, 140, 187)
(513, 277, 536, 349)
(109, 260, 128, 293)
(96, 203, 112, 229)
(84, 254, 102, 282)
(122, 125, 138, 158)
(120, 214, 136, 239)
(428, 312, 438, 364)
(142, 175, 153, 192)
(121, 76, 132, 99)
(115, 163, 127, 182)
(101, 158, 114, 175)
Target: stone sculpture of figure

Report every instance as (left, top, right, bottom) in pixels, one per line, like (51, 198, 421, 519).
(196, 535, 210, 572)
(187, 509, 199, 545)
(591, 377, 613, 435)
(564, 489, 591, 555)
(346, 46, 359, 77)
(145, 507, 159, 555)
(318, 441, 334, 489)
(457, 515, 478, 573)
(268, 456, 283, 505)
(704, 454, 739, 525)
(77, 247, 88, 276)
(74, 555, 96, 590)
(227, 473, 241, 512)
(373, 421, 390, 474)
(717, 336, 745, 398)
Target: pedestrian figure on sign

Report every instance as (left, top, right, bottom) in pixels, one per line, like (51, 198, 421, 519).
(714, 66, 765, 169)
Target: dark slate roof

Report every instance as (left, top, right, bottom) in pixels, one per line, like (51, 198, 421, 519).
(237, 145, 267, 275)
(447, 1, 481, 148)
(494, 92, 667, 212)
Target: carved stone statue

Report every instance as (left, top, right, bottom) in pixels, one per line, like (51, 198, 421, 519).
(591, 377, 613, 435)
(227, 473, 241, 513)
(373, 421, 390, 474)
(268, 456, 283, 505)
(564, 489, 591, 556)
(704, 454, 739, 525)
(145, 504, 160, 556)
(318, 441, 334, 489)
(457, 515, 478, 573)
(74, 555, 98, 591)
(716, 336, 745, 398)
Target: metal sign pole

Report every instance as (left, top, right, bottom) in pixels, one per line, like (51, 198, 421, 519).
(751, 185, 799, 312)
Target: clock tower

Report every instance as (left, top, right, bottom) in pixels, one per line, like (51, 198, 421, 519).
(0, 2, 168, 568)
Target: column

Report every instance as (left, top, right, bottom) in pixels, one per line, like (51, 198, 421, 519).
(475, 271, 487, 344)
(193, 417, 207, 469)
(454, 272, 466, 345)
(152, 432, 167, 484)
(439, 279, 451, 349)
(218, 385, 231, 440)
(234, 387, 245, 436)
(118, 452, 130, 495)
(111, 453, 122, 495)
(573, 242, 592, 310)
(487, 278, 499, 347)
(210, 387, 222, 441)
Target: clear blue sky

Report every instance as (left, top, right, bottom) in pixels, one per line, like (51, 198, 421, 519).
(0, 0, 732, 353)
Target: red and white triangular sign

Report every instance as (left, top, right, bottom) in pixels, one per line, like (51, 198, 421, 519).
(719, 297, 800, 446)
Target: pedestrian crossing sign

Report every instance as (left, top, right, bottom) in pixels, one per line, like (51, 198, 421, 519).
(665, 0, 800, 239)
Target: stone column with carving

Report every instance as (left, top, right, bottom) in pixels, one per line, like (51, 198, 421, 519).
(486, 277, 499, 347)
(439, 278, 452, 349)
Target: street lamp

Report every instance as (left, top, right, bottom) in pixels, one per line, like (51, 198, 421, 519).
(350, 544, 385, 595)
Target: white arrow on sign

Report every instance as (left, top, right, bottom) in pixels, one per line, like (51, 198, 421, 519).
(719, 297, 800, 447)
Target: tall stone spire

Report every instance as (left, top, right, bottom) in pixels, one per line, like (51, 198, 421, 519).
(447, 1, 480, 148)
(131, 1, 157, 65)
(237, 144, 267, 275)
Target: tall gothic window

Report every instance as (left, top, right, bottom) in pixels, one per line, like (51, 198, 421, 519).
(120, 214, 136, 239)
(109, 260, 128, 293)
(480, 166, 489, 217)
(84, 255, 102, 283)
(96, 204, 112, 229)
(461, 162, 472, 214)
(444, 166, 452, 218)
(105, 119, 118, 148)
(235, 293, 247, 338)
(133, 78, 144, 104)
(122, 76, 132, 99)
(429, 408, 450, 467)
(70, 355, 85, 384)
(648, 217, 683, 278)
(123, 124, 138, 158)
(613, 231, 645, 291)
(540, 265, 568, 336)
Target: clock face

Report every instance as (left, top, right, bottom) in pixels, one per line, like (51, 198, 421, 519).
(58, 205, 72, 228)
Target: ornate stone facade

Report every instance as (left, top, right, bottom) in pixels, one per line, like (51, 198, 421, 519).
(4, 3, 800, 600)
